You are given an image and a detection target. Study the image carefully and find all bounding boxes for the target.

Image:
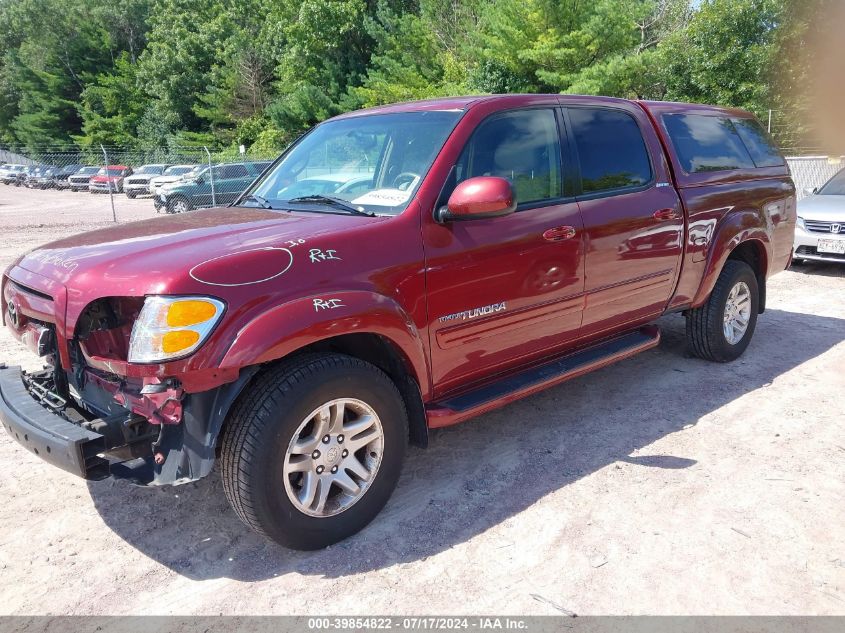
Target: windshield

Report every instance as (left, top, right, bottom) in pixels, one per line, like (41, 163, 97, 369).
(136, 165, 164, 175)
(78, 167, 98, 175)
(164, 166, 193, 176)
(97, 168, 123, 176)
(818, 169, 845, 195)
(247, 110, 462, 215)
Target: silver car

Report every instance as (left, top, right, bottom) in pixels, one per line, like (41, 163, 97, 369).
(794, 168, 845, 263)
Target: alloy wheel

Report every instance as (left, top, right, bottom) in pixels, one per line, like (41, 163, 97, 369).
(282, 398, 384, 518)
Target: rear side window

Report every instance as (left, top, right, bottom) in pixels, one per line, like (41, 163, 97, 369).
(569, 108, 652, 194)
(663, 114, 755, 173)
(221, 165, 249, 179)
(731, 118, 785, 167)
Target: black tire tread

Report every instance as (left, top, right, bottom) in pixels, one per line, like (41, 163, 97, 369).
(686, 259, 756, 362)
(219, 353, 406, 541)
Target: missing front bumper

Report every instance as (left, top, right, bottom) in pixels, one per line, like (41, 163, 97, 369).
(0, 364, 109, 479)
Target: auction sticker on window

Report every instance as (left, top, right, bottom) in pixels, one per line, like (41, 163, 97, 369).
(352, 189, 412, 206)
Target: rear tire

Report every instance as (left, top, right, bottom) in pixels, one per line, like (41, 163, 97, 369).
(686, 260, 759, 362)
(220, 354, 408, 550)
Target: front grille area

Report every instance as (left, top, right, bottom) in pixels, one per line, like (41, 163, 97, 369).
(805, 219, 845, 234)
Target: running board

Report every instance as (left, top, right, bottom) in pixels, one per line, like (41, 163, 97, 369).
(426, 325, 660, 429)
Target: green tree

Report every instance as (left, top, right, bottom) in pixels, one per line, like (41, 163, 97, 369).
(76, 53, 145, 146)
(657, 0, 783, 113)
(353, 1, 479, 107)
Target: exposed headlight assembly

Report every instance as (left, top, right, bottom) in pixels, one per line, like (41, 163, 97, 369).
(797, 215, 806, 230)
(128, 296, 225, 363)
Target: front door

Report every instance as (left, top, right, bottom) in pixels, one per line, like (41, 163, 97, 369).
(565, 105, 684, 337)
(423, 108, 585, 394)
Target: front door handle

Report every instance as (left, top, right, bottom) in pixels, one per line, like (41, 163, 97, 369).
(543, 226, 577, 242)
(653, 208, 680, 221)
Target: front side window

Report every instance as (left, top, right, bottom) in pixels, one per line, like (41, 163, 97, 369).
(569, 107, 652, 194)
(249, 111, 462, 215)
(663, 114, 755, 173)
(455, 108, 562, 205)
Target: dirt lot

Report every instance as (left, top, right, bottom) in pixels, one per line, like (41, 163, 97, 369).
(0, 185, 843, 616)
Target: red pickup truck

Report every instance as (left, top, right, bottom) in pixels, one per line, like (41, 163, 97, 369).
(0, 95, 795, 549)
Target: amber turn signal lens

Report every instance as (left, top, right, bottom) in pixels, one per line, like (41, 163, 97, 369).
(166, 300, 218, 327)
(161, 330, 201, 354)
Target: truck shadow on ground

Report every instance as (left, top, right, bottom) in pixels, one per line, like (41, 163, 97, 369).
(87, 306, 845, 581)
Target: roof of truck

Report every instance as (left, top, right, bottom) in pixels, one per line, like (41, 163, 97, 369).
(331, 94, 755, 122)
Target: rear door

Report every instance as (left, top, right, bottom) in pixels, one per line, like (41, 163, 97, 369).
(192, 166, 221, 207)
(564, 103, 684, 338)
(216, 164, 252, 205)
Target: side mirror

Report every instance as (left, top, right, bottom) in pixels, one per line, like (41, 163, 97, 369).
(804, 187, 817, 196)
(434, 176, 516, 223)
(194, 177, 204, 185)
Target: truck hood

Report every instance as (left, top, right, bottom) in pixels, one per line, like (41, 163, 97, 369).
(797, 195, 845, 221)
(151, 175, 185, 186)
(15, 207, 378, 293)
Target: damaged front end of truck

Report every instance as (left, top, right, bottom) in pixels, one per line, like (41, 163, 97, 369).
(1, 278, 253, 486)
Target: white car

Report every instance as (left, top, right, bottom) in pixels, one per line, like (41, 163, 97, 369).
(794, 168, 845, 264)
(123, 164, 169, 198)
(148, 164, 197, 195)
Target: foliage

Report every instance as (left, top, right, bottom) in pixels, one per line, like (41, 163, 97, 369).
(0, 0, 826, 153)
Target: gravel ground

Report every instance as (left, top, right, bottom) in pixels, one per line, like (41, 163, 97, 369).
(0, 185, 843, 616)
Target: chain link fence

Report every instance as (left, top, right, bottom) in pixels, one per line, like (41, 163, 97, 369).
(0, 144, 281, 220)
(785, 156, 844, 200)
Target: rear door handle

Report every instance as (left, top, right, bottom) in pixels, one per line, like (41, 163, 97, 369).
(653, 208, 680, 221)
(543, 226, 577, 242)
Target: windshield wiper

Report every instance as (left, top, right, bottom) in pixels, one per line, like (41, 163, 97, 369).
(285, 195, 375, 217)
(240, 194, 273, 209)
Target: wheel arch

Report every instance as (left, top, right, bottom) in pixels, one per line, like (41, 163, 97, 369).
(725, 240, 768, 313)
(282, 333, 428, 448)
(216, 292, 431, 448)
(692, 214, 771, 314)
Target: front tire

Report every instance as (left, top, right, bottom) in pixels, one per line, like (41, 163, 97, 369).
(686, 260, 759, 362)
(220, 354, 408, 550)
(126, 191, 136, 199)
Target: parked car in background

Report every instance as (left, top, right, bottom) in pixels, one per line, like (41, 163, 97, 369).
(157, 161, 271, 213)
(149, 164, 196, 193)
(67, 166, 100, 192)
(27, 166, 59, 189)
(123, 164, 169, 198)
(0, 96, 795, 550)
(794, 167, 845, 263)
(89, 166, 133, 194)
(0, 164, 26, 185)
(150, 165, 198, 209)
(22, 165, 49, 188)
(51, 165, 85, 190)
